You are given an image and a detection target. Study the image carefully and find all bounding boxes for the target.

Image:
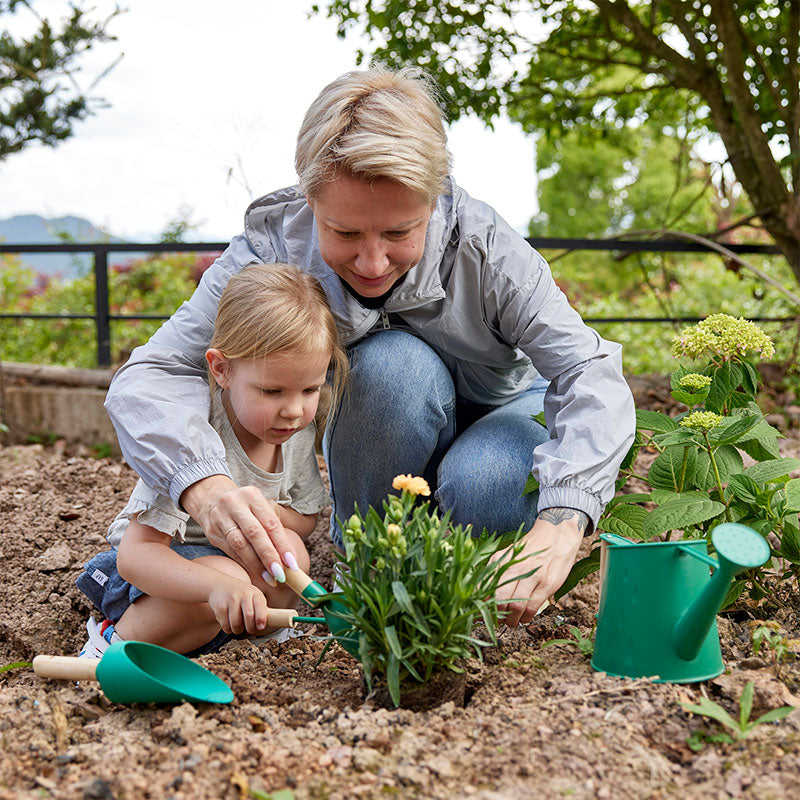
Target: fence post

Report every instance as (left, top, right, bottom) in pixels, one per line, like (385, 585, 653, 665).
(94, 246, 111, 367)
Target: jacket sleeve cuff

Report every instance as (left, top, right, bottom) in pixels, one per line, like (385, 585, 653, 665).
(537, 485, 604, 531)
(168, 458, 233, 506)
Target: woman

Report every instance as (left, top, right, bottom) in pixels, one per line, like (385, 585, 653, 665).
(105, 66, 636, 626)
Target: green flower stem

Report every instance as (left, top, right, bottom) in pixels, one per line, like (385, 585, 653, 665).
(702, 432, 732, 522)
(678, 446, 690, 492)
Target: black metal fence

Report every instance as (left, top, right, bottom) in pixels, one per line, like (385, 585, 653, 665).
(0, 238, 793, 368)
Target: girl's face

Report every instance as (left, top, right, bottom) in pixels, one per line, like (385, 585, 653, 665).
(206, 349, 330, 449)
(308, 173, 433, 298)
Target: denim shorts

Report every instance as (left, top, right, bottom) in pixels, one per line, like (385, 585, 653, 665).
(76, 543, 234, 656)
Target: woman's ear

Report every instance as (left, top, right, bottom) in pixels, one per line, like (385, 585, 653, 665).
(205, 348, 230, 387)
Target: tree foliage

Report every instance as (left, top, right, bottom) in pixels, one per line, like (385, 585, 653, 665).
(0, 0, 120, 159)
(316, 0, 800, 275)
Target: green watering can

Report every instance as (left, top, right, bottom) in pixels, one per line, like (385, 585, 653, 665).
(284, 567, 359, 657)
(591, 522, 770, 683)
(33, 640, 234, 704)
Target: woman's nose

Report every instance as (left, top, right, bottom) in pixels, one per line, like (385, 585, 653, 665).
(355, 239, 389, 275)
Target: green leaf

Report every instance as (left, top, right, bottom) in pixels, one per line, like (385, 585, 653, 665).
(681, 696, 739, 732)
(554, 547, 601, 601)
(721, 579, 746, 610)
(605, 493, 652, 509)
(779, 522, 800, 564)
(785, 479, 800, 513)
(738, 416, 782, 460)
(636, 409, 678, 433)
(387, 652, 401, 708)
(652, 429, 699, 448)
(744, 458, 800, 485)
(0, 661, 31, 674)
(706, 362, 742, 414)
(601, 504, 648, 540)
(522, 472, 539, 496)
(752, 707, 795, 726)
(726, 474, 761, 504)
(707, 413, 760, 446)
(740, 359, 760, 397)
(671, 388, 707, 406)
(692, 445, 743, 491)
(740, 681, 754, 729)
(531, 411, 546, 428)
(649, 446, 696, 492)
(643, 496, 726, 537)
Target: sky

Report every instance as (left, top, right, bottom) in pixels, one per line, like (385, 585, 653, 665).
(0, 1, 540, 242)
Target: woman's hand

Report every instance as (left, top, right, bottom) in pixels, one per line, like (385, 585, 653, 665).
(181, 475, 297, 581)
(206, 576, 271, 635)
(494, 508, 588, 626)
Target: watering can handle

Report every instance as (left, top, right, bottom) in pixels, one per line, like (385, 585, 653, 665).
(33, 655, 99, 682)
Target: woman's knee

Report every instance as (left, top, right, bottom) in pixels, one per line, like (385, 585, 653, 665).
(347, 331, 454, 406)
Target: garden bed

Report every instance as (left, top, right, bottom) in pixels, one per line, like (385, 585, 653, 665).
(1, 439, 800, 800)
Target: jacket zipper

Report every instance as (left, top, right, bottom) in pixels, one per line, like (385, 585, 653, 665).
(380, 311, 390, 330)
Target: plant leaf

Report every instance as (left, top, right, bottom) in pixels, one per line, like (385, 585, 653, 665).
(649, 446, 696, 492)
(744, 458, 800, 485)
(387, 652, 401, 708)
(726, 473, 761, 504)
(706, 361, 742, 414)
(681, 696, 739, 732)
(707, 413, 760, 446)
(601, 504, 648, 540)
(752, 707, 795, 726)
(692, 445, 743, 491)
(740, 681, 754, 729)
(779, 522, 800, 564)
(554, 547, 601, 601)
(643, 496, 726, 537)
(636, 409, 678, 433)
(785, 479, 800, 513)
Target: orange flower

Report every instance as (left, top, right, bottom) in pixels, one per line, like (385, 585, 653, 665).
(392, 474, 431, 497)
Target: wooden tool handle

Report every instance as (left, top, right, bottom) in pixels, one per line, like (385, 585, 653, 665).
(283, 567, 313, 595)
(33, 655, 99, 682)
(267, 608, 299, 628)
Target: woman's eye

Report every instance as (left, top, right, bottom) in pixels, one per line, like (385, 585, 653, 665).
(387, 230, 409, 239)
(335, 230, 357, 239)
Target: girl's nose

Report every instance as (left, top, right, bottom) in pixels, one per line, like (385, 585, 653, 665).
(281, 395, 304, 420)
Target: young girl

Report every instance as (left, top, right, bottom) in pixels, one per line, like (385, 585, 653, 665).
(76, 263, 348, 658)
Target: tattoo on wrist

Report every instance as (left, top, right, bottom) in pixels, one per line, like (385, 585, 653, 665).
(539, 507, 590, 535)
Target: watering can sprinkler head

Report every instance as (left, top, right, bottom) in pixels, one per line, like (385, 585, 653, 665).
(671, 522, 770, 662)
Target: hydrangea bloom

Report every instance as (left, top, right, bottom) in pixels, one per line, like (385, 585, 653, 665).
(678, 373, 713, 390)
(679, 411, 725, 432)
(672, 314, 775, 362)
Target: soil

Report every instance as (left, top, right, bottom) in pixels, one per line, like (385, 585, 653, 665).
(2, 425, 800, 800)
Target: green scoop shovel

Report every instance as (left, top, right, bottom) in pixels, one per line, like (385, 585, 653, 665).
(33, 640, 234, 704)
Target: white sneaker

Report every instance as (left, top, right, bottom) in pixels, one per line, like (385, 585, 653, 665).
(78, 617, 122, 658)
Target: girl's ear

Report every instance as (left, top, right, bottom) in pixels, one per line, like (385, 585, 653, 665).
(205, 348, 230, 387)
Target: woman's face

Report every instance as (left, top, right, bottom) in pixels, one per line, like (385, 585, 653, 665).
(308, 174, 433, 298)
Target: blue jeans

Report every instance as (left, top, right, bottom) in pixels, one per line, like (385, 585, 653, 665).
(323, 330, 549, 547)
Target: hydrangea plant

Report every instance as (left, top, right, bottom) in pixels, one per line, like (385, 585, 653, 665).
(331, 475, 532, 708)
(562, 314, 800, 606)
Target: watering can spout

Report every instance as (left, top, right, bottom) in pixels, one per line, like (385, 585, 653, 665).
(671, 523, 770, 662)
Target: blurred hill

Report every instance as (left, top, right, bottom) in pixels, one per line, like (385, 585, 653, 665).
(0, 215, 129, 278)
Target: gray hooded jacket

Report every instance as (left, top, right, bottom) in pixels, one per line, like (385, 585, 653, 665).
(105, 178, 635, 526)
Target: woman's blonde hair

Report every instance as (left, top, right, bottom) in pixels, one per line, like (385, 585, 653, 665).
(209, 263, 348, 414)
(295, 65, 452, 204)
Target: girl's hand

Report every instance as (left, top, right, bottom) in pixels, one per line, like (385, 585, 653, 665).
(207, 576, 271, 635)
(181, 475, 297, 581)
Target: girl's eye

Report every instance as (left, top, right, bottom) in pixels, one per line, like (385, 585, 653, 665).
(260, 388, 280, 396)
(304, 387, 321, 395)
(334, 230, 357, 239)
(387, 230, 409, 239)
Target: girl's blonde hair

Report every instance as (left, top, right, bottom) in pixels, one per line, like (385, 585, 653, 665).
(295, 65, 452, 204)
(209, 263, 348, 413)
